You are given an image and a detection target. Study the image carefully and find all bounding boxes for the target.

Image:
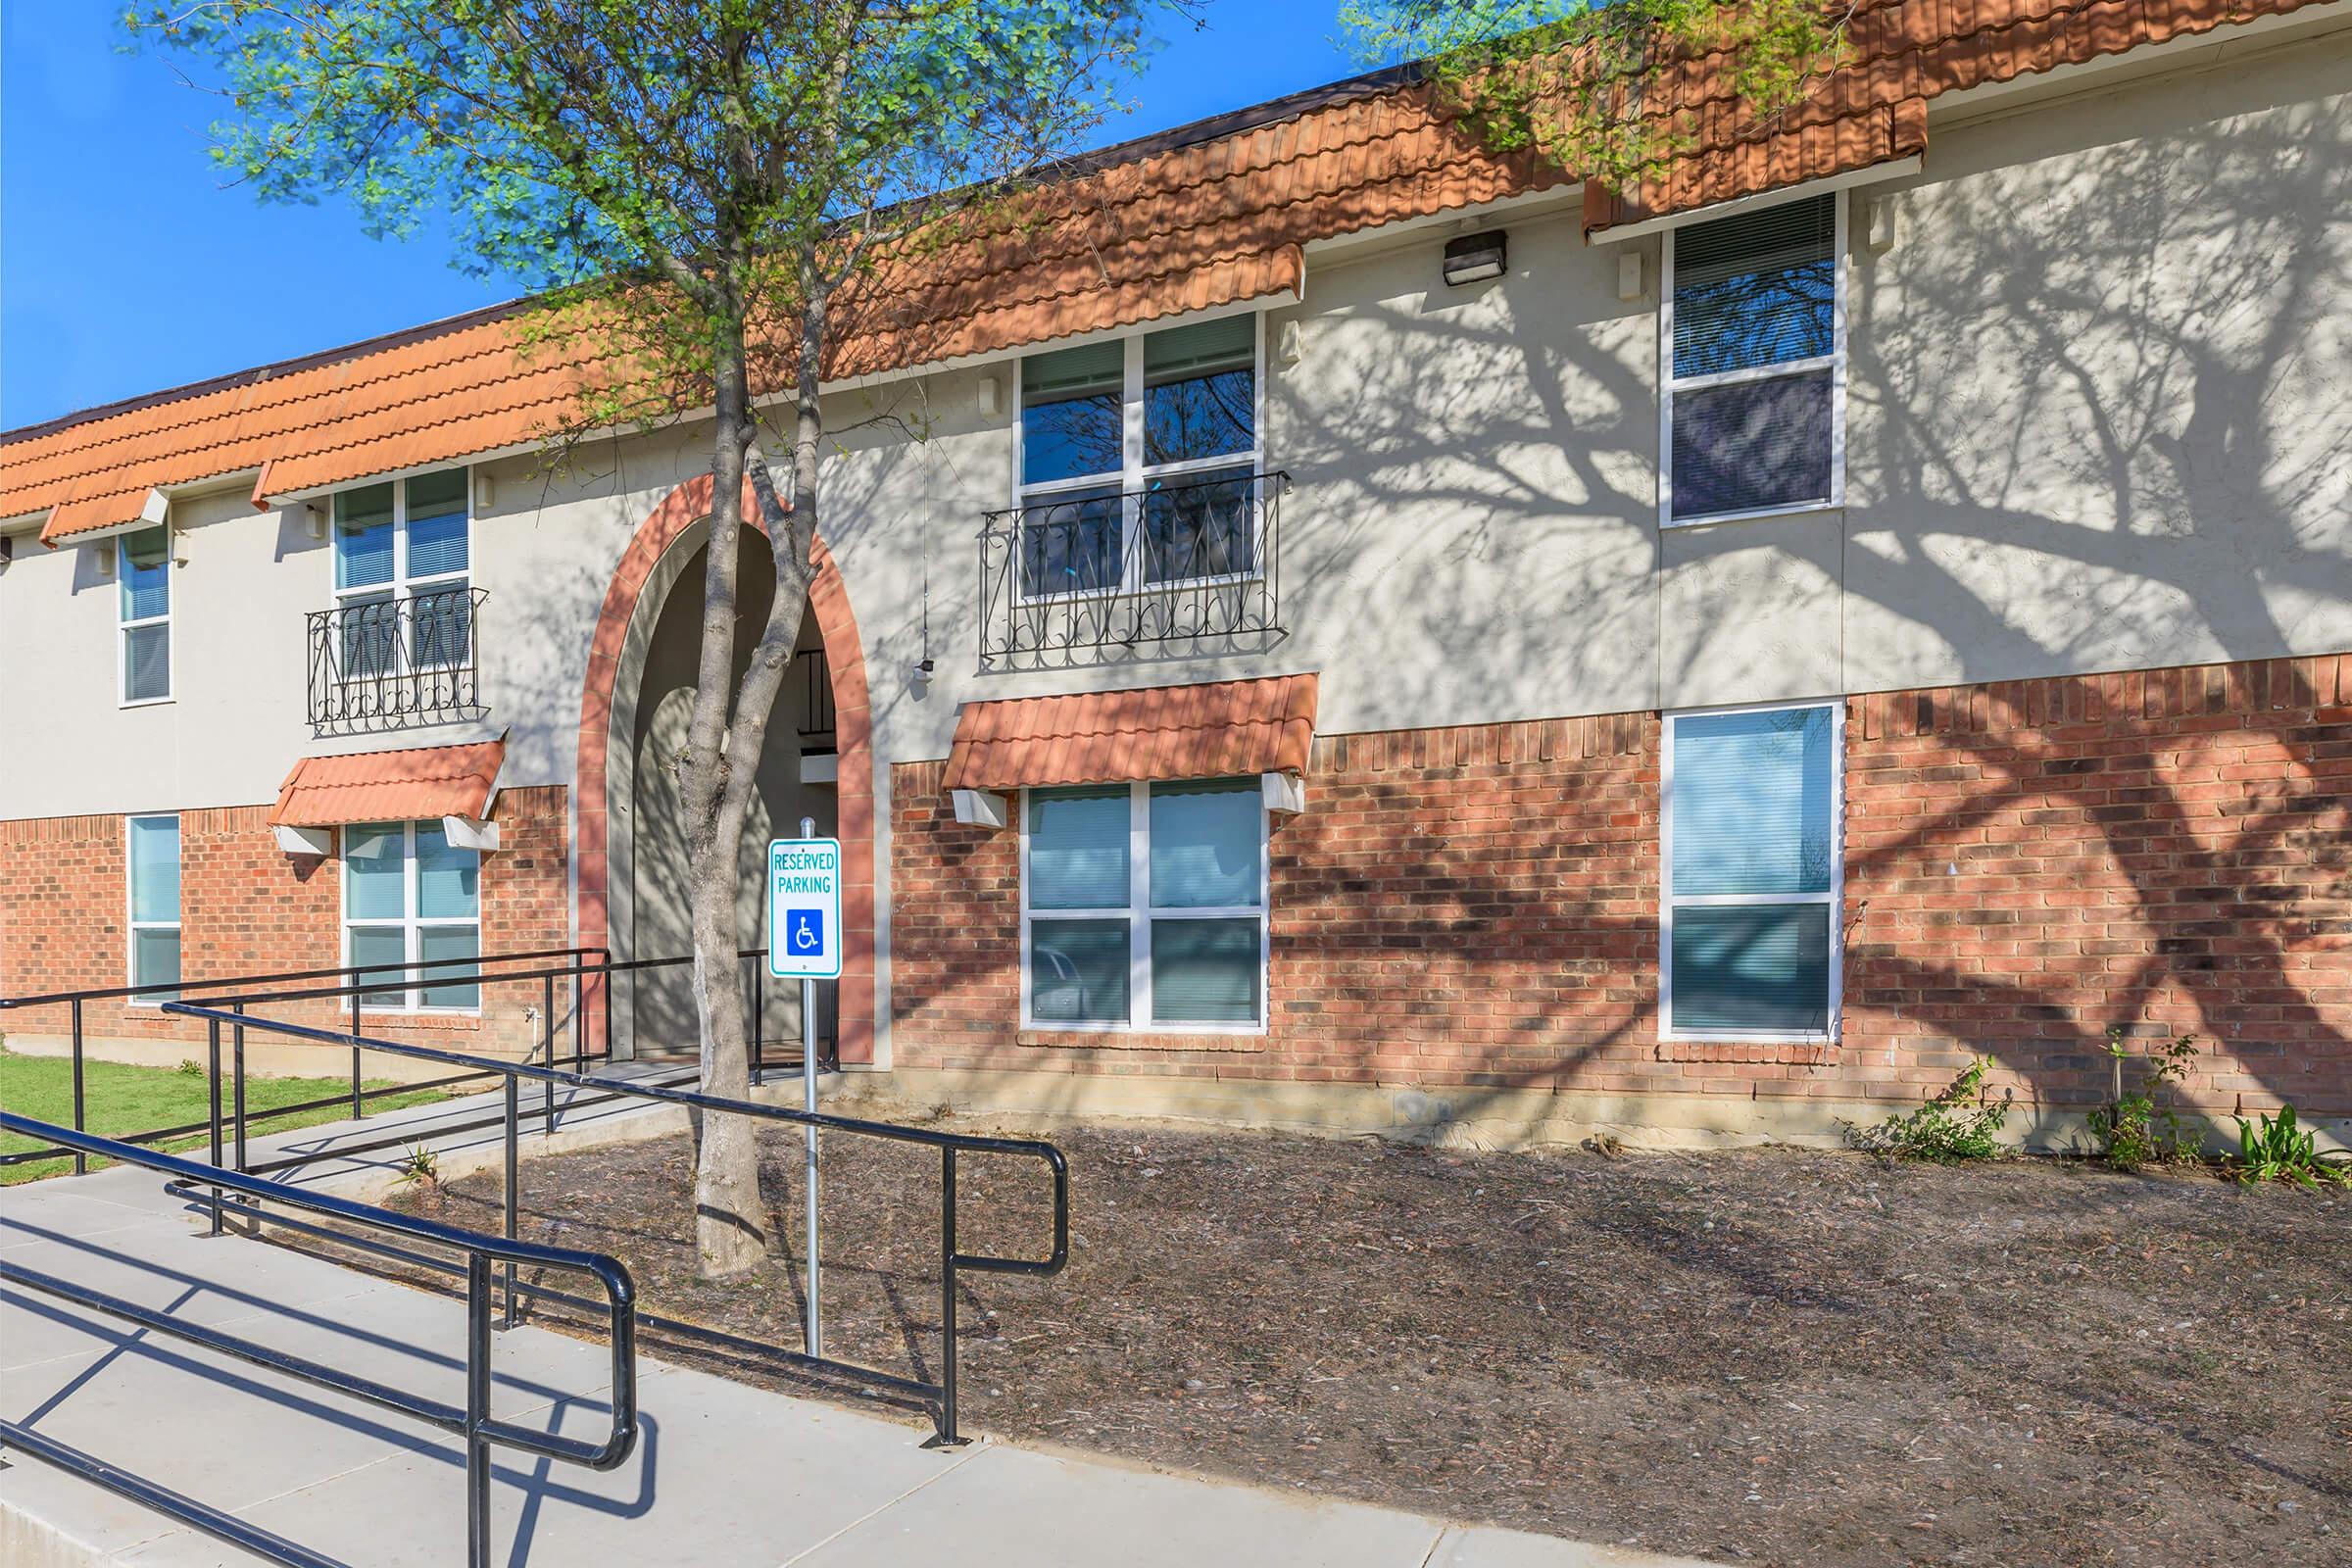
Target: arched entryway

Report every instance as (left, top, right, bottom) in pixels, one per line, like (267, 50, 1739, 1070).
(575, 473, 876, 1065)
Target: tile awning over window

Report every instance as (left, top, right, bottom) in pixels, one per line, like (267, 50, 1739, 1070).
(269, 739, 504, 827)
(944, 675, 1317, 792)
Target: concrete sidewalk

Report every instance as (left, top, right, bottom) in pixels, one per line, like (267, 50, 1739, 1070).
(2, 1082, 1715, 1567)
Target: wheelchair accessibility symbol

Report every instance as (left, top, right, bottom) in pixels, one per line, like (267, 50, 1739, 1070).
(789, 909, 825, 955)
(767, 835, 843, 979)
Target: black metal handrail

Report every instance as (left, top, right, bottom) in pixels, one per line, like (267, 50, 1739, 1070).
(307, 584, 489, 734)
(162, 1001, 1068, 1448)
(0, 945, 830, 1175)
(978, 468, 1289, 669)
(0, 1111, 638, 1568)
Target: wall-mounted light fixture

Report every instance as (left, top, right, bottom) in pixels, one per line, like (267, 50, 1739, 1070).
(1617, 252, 1645, 302)
(0, 535, 14, 568)
(1442, 229, 1508, 287)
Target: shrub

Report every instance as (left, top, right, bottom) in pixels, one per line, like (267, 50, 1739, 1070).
(2230, 1105, 2350, 1189)
(1848, 1058, 2011, 1164)
(2084, 1027, 2201, 1170)
(394, 1142, 441, 1186)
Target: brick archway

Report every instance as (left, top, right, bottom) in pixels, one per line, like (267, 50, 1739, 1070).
(575, 472, 876, 1065)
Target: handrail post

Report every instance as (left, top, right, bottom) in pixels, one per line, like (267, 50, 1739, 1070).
(207, 1020, 223, 1238)
(926, 1145, 965, 1448)
(349, 978, 363, 1122)
(231, 1021, 249, 1200)
(601, 950, 613, 1064)
(503, 1077, 519, 1331)
(70, 999, 86, 1177)
(571, 965, 586, 1072)
(751, 961, 764, 1086)
(465, 1251, 494, 1568)
(541, 975, 556, 1137)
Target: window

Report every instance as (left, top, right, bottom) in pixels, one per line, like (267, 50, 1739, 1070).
(1661, 193, 1844, 524)
(1015, 315, 1261, 599)
(333, 467, 472, 678)
(126, 814, 180, 1000)
(1662, 703, 1842, 1039)
(1022, 779, 1267, 1030)
(344, 820, 480, 1010)
(119, 525, 172, 704)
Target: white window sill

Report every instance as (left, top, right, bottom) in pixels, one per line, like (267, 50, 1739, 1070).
(1660, 500, 1841, 531)
(119, 696, 175, 710)
(1659, 1030, 1838, 1046)
(1021, 1019, 1269, 1037)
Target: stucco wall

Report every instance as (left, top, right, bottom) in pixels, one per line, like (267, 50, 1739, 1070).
(1, 32, 2343, 824)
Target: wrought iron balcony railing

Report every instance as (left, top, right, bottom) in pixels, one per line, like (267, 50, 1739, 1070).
(977, 468, 1288, 670)
(307, 585, 489, 735)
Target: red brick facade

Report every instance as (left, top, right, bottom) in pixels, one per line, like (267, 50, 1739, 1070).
(0, 786, 572, 1058)
(889, 655, 2352, 1121)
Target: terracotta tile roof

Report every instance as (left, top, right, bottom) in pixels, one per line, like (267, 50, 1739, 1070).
(3, 0, 2318, 543)
(269, 739, 506, 827)
(944, 674, 1319, 791)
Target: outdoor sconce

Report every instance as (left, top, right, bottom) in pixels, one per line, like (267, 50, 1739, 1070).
(0, 534, 13, 568)
(1442, 229, 1507, 287)
(952, 789, 1009, 830)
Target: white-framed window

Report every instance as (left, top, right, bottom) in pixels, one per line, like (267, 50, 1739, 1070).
(1660, 192, 1846, 525)
(118, 525, 172, 705)
(343, 820, 481, 1011)
(1661, 701, 1843, 1040)
(332, 466, 472, 678)
(1012, 314, 1263, 601)
(1020, 778, 1268, 1031)
(125, 813, 181, 1002)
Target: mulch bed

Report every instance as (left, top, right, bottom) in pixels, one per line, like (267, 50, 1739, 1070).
(385, 1117, 2349, 1566)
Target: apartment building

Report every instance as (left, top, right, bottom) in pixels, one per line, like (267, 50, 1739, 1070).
(3, 0, 2347, 1147)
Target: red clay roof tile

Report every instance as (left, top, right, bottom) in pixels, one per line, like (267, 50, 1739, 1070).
(269, 740, 506, 828)
(943, 675, 1319, 791)
(3, 0, 2316, 542)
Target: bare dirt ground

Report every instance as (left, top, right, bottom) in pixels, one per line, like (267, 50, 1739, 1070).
(385, 1118, 2350, 1567)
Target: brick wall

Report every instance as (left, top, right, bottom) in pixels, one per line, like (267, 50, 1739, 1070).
(0, 786, 573, 1059)
(889, 655, 2352, 1119)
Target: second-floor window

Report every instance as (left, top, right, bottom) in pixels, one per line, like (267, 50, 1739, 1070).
(333, 467, 471, 677)
(1661, 192, 1844, 524)
(345, 819, 481, 1011)
(1016, 315, 1261, 599)
(119, 525, 171, 705)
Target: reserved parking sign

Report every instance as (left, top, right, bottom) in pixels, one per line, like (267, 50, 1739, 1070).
(766, 837, 843, 979)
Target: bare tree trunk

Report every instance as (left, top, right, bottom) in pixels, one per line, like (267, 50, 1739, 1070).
(681, 320, 768, 1278)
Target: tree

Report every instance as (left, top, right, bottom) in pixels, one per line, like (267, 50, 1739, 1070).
(137, 0, 1187, 1276)
(1340, 0, 1858, 191)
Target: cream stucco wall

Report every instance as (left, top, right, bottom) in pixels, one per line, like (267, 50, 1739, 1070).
(2, 29, 2345, 831)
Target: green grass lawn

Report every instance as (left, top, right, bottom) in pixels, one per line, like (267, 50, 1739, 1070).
(0, 1048, 448, 1184)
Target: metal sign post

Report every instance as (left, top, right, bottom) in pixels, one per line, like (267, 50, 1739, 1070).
(768, 822, 841, 1360)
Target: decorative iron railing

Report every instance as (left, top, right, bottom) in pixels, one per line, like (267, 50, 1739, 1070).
(307, 585, 489, 734)
(977, 469, 1288, 670)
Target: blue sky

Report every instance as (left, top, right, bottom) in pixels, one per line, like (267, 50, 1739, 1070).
(0, 3, 1367, 432)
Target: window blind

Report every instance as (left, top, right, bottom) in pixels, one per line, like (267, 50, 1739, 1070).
(1027, 788, 1130, 908)
(1672, 195, 1836, 380)
(406, 509, 469, 579)
(1669, 905, 1831, 1033)
(417, 926, 481, 1008)
(120, 527, 171, 619)
(1144, 317, 1252, 381)
(127, 816, 179, 923)
(344, 823, 407, 919)
(335, 483, 397, 588)
(1671, 708, 1835, 896)
(1669, 370, 1833, 520)
(1030, 917, 1130, 1022)
(1150, 917, 1259, 1023)
(1149, 780, 1260, 907)
(416, 823, 479, 918)
(123, 624, 171, 702)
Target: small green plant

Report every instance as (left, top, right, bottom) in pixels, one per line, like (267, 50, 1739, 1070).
(2085, 1026, 2201, 1170)
(393, 1143, 440, 1187)
(2230, 1104, 2350, 1189)
(175, 1057, 204, 1077)
(1848, 1058, 2011, 1163)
